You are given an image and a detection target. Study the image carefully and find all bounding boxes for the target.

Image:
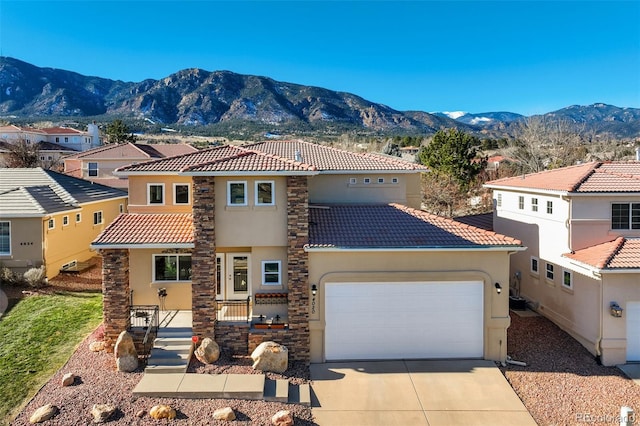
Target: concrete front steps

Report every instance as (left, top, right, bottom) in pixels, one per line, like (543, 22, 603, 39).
(144, 327, 193, 374)
(132, 373, 311, 406)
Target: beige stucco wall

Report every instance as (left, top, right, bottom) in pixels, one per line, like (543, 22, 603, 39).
(127, 175, 194, 214)
(307, 250, 512, 363)
(308, 173, 422, 209)
(44, 197, 126, 279)
(0, 217, 44, 274)
(601, 273, 640, 366)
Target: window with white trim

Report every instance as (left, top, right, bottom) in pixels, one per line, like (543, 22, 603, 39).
(255, 181, 274, 206)
(349, 178, 357, 184)
(88, 162, 98, 177)
(0, 221, 10, 255)
(377, 177, 385, 184)
(153, 254, 192, 282)
(546, 201, 553, 214)
(363, 178, 371, 184)
(531, 256, 539, 274)
(391, 177, 399, 184)
(48, 218, 55, 229)
(546, 263, 554, 281)
(93, 211, 103, 225)
(148, 184, 164, 205)
(227, 181, 247, 206)
(62, 215, 69, 226)
(518, 196, 524, 210)
(174, 183, 190, 205)
(75, 213, 81, 223)
(562, 269, 573, 289)
(611, 203, 640, 230)
(531, 198, 538, 212)
(261, 261, 281, 285)
(119, 204, 124, 213)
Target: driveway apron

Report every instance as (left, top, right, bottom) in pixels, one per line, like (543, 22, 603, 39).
(310, 359, 537, 426)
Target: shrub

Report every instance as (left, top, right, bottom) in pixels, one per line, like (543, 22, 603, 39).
(0, 266, 19, 286)
(23, 266, 46, 288)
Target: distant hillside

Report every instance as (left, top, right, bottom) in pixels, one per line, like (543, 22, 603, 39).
(1, 57, 638, 139)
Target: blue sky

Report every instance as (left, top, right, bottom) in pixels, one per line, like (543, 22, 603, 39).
(0, 1, 638, 116)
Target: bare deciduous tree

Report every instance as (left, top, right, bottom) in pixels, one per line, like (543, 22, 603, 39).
(3, 139, 40, 168)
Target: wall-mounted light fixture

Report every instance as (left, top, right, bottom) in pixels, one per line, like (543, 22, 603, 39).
(610, 301, 623, 317)
(495, 283, 502, 294)
(311, 284, 318, 296)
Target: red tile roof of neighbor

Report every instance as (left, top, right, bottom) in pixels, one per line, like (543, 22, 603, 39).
(485, 161, 640, 193)
(564, 237, 640, 270)
(308, 203, 521, 249)
(92, 213, 193, 246)
(115, 140, 428, 174)
(65, 143, 198, 160)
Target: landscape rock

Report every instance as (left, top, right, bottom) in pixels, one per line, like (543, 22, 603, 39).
(251, 341, 288, 373)
(271, 410, 294, 426)
(91, 404, 116, 423)
(194, 337, 220, 364)
(113, 331, 137, 358)
(135, 409, 146, 418)
(116, 354, 138, 372)
(29, 404, 58, 423)
(149, 404, 176, 420)
(213, 406, 236, 421)
(61, 372, 75, 387)
(89, 341, 105, 352)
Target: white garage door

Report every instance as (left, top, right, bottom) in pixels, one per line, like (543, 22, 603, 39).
(325, 281, 484, 360)
(627, 302, 640, 361)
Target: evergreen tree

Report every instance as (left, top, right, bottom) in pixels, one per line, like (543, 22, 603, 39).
(105, 119, 137, 144)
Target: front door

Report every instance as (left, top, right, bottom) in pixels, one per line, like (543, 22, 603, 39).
(225, 254, 250, 300)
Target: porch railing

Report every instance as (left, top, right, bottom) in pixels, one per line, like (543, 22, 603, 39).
(215, 297, 251, 323)
(128, 305, 159, 358)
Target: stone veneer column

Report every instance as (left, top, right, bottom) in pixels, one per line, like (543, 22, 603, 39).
(100, 248, 130, 352)
(287, 175, 310, 362)
(191, 176, 217, 338)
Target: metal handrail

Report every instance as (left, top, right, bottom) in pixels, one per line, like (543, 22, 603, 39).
(215, 296, 251, 323)
(128, 305, 159, 358)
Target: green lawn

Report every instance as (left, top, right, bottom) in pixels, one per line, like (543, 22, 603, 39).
(0, 292, 103, 425)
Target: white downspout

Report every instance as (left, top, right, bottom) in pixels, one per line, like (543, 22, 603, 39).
(595, 270, 603, 360)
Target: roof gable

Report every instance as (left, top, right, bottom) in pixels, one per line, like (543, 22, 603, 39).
(564, 237, 640, 270)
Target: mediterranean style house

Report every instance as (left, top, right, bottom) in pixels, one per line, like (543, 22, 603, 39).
(486, 161, 640, 366)
(63, 142, 198, 189)
(0, 168, 127, 280)
(0, 123, 101, 152)
(92, 140, 523, 363)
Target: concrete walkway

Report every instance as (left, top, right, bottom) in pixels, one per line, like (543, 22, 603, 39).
(310, 359, 537, 426)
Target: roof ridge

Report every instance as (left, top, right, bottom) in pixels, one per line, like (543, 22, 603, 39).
(70, 143, 131, 159)
(570, 162, 602, 191)
(180, 147, 256, 172)
(116, 144, 236, 172)
(599, 237, 626, 269)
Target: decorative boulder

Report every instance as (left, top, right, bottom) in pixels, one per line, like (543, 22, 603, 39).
(194, 338, 220, 364)
(114, 331, 138, 372)
(135, 409, 146, 418)
(29, 404, 58, 423)
(89, 341, 105, 352)
(91, 404, 116, 423)
(271, 410, 294, 426)
(213, 406, 236, 421)
(61, 372, 75, 387)
(149, 404, 176, 420)
(251, 341, 288, 373)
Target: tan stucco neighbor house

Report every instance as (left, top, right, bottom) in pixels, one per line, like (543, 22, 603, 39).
(92, 140, 523, 363)
(0, 168, 127, 280)
(486, 161, 640, 366)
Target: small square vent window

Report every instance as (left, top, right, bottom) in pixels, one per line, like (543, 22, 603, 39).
(349, 178, 357, 184)
(377, 178, 384, 184)
(391, 177, 399, 184)
(363, 178, 371, 184)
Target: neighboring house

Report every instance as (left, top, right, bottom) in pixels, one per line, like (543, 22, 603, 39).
(486, 161, 640, 366)
(0, 168, 127, 280)
(0, 123, 101, 152)
(0, 140, 78, 169)
(92, 140, 523, 363)
(63, 142, 199, 189)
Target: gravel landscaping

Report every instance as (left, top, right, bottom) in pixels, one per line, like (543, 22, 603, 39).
(502, 312, 640, 426)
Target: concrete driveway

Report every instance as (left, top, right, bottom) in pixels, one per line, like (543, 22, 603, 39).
(310, 359, 536, 426)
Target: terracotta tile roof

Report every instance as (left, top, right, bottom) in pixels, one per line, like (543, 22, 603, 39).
(66, 143, 198, 160)
(486, 161, 640, 193)
(308, 203, 521, 249)
(40, 126, 85, 135)
(92, 213, 193, 247)
(115, 140, 426, 174)
(564, 237, 640, 269)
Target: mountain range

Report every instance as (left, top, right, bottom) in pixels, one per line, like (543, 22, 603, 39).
(1, 56, 638, 139)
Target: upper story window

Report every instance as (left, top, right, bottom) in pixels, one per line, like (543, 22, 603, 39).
(76, 213, 82, 223)
(174, 184, 190, 205)
(62, 215, 69, 226)
(518, 196, 524, 210)
(531, 198, 538, 212)
(119, 204, 124, 213)
(93, 211, 103, 225)
(349, 178, 357, 184)
(48, 218, 55, 230)
(391, 177, 399, 184)
(546, 263, 554, 281)
(148, 184, 164, 205)
(261, 260, 281, 285)
(227, 181, 247, 206)
(562, 269, 573, 290)
(531, 256, 539, 274)
(255, 181, 274, 206)
(64, 137, 69, 143)
(153, 254, 192, 282)
(612, 203, 640, 230)
(546, 201, 553, 214)
(88, 162, 98, 177)
(55, 137, 60, 143)
(0, 221, 10, 255)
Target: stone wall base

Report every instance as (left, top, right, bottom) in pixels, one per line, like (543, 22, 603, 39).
(214, 323, 249, 355)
